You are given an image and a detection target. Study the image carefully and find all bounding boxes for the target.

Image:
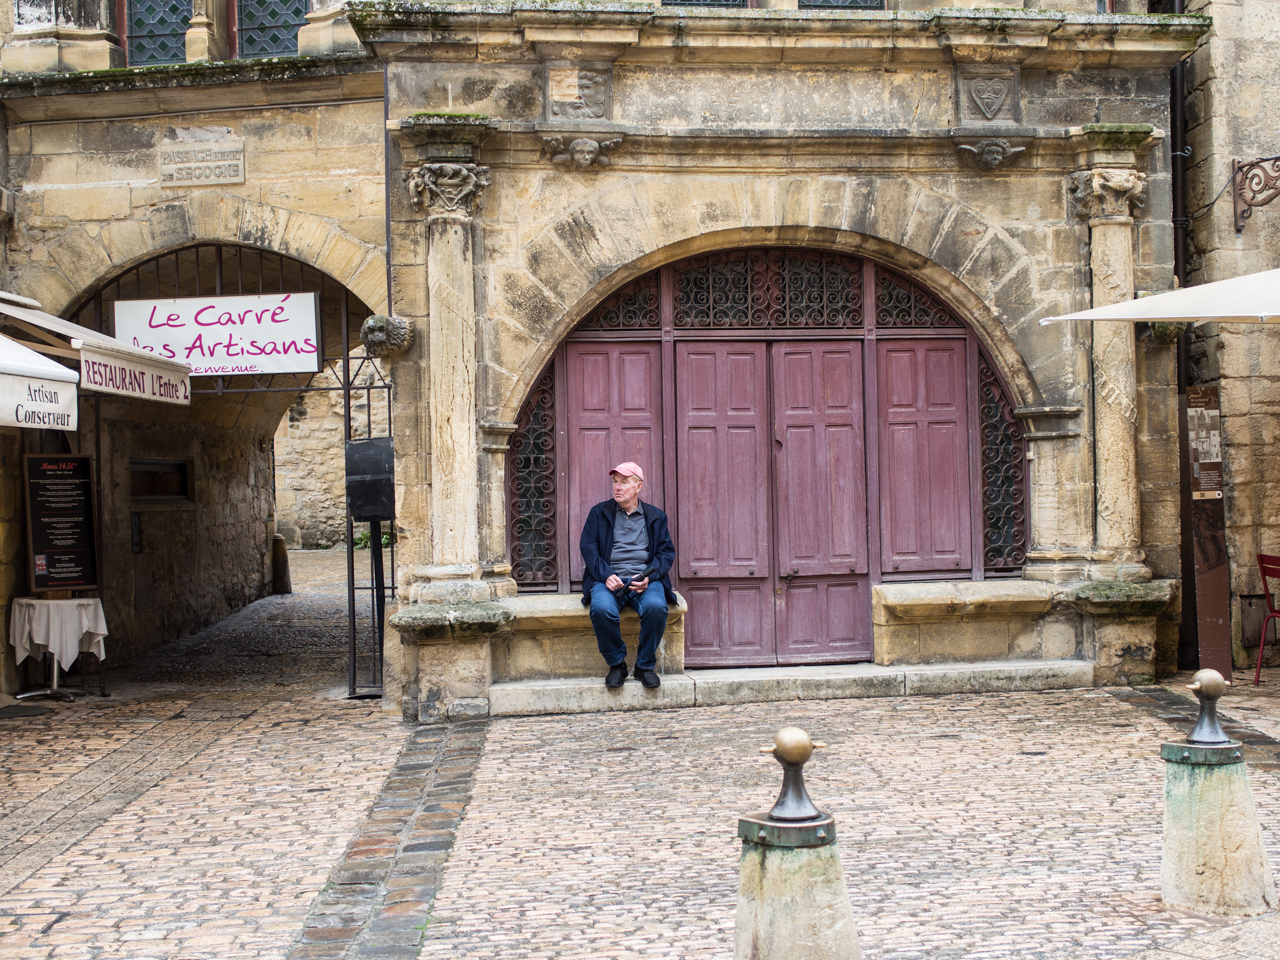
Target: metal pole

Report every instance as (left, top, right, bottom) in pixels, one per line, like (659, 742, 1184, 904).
(371, 518, 385, 685)
(343, 289, 357, 697)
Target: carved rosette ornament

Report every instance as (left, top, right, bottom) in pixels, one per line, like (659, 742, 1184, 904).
(405, 162, 491, 216)
(1070, 169, 1147, 221)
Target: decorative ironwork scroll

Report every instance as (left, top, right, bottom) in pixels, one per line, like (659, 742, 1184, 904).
(127, 0, 191, 65)
(1234, 156, 1280, 233)
(575, 275, 660, 331)
(978, 353, 1027, 572)
(508, 369, 559, 590)
(874, 273, 963, 329)
(673, 249, 863, 329)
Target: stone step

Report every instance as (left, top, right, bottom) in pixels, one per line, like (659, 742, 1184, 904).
(487, 659, 1094, 717)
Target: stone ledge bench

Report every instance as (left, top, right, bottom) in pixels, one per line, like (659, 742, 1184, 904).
(388, 592, 687, 723)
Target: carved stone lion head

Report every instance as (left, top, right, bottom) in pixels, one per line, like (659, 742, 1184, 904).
(360, 314, 415, 358)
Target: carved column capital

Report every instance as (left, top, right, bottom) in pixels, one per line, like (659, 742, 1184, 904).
(1070, 169, 1147, 222)
(405, 162, 491, 217)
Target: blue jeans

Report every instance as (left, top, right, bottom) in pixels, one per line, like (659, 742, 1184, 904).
(589, 581, 669, 671)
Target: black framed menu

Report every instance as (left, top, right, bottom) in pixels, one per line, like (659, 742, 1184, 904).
(23, 455, 98, 593)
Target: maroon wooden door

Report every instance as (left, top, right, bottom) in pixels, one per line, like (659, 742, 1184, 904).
(565, 343, 664, 581)
(877, 339, 971, 574)
(771, 342, 872, 662)
(675, 342, 776, 666)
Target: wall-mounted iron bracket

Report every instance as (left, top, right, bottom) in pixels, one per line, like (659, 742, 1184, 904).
(1234, 156, 1280, 233)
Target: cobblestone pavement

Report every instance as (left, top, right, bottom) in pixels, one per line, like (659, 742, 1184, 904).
(0, 549, 419, 960)
(5, 561, 1280, 960)
(419, 677, 1280, 960)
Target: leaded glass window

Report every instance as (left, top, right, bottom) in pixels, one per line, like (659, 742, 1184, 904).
(237, 0, 309, 58)
(127, 0, 192, 66)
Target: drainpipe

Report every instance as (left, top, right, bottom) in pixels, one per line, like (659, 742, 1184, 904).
(1171, 0, 1199, 669)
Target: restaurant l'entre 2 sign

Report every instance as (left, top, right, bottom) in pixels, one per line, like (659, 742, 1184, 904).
(113, 292, 322, 377)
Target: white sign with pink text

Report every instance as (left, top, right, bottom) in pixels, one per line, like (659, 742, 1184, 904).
(112, 292, 321, 377)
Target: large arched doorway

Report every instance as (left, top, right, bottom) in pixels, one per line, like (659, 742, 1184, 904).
(507, 248, 1027, 667)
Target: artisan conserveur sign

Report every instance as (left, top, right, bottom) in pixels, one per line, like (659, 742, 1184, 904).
(0, 334, 79, 430)
(113, 293, 321, 377)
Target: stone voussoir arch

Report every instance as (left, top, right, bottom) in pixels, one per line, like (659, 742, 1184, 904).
(492, 175, 1044, 424)
(20, 193, 388, 319)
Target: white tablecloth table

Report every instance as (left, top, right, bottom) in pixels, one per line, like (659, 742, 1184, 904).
(9, 598, 108, 670)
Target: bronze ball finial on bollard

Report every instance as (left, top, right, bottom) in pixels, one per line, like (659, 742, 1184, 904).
(1160, 669, 1277, 915)
(734, 728, 860, 960)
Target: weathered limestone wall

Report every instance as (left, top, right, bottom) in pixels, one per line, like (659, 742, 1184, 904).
(4, 89, 387, 317)
(273, 357, 389, 549)
(1184, 0, 1280, 669)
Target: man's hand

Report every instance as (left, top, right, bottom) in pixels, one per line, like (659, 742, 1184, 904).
(605, 574, 624, 591)
(628, 576, 650, 593)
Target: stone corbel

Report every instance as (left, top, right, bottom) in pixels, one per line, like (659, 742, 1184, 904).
(1013, 403, 1083, 441)
(0, 188, 15, 223)
(388, 115, 495, 168)
(1068, 123, 1162, 175)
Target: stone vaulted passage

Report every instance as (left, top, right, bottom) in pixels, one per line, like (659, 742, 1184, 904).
(507, 248, 1029, 668)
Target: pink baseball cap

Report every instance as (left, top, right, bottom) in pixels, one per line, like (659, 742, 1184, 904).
(609, 461, 645, 482)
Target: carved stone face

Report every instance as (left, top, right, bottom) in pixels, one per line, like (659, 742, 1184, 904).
(980, 145, 1005, 169)
(569, 139, 599, 168)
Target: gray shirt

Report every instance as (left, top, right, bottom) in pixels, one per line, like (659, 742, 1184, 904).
(610, 503, 649, 583)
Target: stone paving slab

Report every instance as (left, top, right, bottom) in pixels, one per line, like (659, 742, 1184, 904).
(419, 684, 1280, 960)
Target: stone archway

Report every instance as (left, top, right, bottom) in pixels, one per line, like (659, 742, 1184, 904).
(12, 194, 387, 321)
(486, 178, 1047, 428)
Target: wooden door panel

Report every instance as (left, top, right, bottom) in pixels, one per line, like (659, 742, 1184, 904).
(676, 342, 775, 666)
(675, 343, 770, 579)
(772, 342, 867, 577)
(776, 577, 871, 663)
(681, 580, 775, 666)
(877, 339, 971, 574)
(566, 343, 664, 581)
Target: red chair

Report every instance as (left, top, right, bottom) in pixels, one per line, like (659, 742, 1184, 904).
(1254, 553, 1280, 686)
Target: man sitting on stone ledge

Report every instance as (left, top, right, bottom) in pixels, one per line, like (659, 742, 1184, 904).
(579, 462, 677, 690)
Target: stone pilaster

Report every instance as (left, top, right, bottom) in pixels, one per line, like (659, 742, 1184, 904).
(479, 421, 519, 599)
(1071, 130, 1157, 583)
(185, 0, 228, 62)
(297, 0, 364, 57)
(406, 161, 491, 603)
(2, 0, 124, 73)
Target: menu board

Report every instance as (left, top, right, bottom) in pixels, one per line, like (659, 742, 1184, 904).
(23, 455, 98, 592)
(1187, 386, 1224, 500)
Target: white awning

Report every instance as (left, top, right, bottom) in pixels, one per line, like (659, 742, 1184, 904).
(1040, 268, 1280, 325)
(0, 333, 79, 430)
(0, 293, 191, 405)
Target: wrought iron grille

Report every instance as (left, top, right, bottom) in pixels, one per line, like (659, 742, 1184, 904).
(978, 353, 1028, 572)
(576, 275, 661, 331)
(237, 0, 308, 58)
(508, 369, 559, 591)
(674, 249, 863, 329)
(127, 0, 191, 66)
(875, 273, 963, 329)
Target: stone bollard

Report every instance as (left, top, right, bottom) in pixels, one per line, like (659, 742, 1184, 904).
(1161, 669, 1278, 915)
(271, 534, 292, 595)
(735, 727, 861, 960)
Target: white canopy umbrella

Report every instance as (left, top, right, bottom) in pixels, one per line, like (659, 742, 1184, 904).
(1040, 268, 1280, 325)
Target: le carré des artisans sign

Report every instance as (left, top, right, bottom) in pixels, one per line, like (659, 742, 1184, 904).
(112, 292, 321, 377)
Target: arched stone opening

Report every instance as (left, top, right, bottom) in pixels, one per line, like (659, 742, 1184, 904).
(500, 244, 1030, 668)
(58, 242, 376, 665)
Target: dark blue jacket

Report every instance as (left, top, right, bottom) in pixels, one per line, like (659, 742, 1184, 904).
(579, 499, 677, 605)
